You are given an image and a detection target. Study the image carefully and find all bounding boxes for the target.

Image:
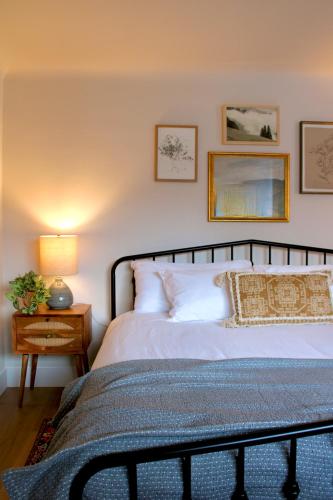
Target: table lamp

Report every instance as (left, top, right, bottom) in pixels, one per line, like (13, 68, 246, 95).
(39, 235, 78, 309)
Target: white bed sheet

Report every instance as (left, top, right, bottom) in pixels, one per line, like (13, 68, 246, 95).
(92, 311, 333, 370)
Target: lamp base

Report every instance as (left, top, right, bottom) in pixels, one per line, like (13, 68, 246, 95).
(47, 278, 73, 309)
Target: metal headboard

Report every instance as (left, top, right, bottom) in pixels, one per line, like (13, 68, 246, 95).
(111, 239, 333, 320)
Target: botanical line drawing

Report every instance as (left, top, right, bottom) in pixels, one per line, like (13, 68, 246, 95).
(309, 133, 333, 183)
(158, 134, 193, 172)
(155, 125, 197, 181)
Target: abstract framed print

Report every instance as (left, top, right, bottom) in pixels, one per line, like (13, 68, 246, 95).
(208, 152, 289, 222)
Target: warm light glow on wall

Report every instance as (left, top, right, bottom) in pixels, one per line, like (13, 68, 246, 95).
(15, 194, 110, 233)
(37, 207, 89, 232)
(55, 219, 81, 231)
(5, 158, 126, 232)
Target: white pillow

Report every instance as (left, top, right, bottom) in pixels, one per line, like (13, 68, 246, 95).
(131, 259, 253, 313)
(159, 264, 253, 321)
(253, 264, 333, 273)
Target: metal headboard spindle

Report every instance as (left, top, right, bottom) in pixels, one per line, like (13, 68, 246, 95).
(110, 239, 333, 320)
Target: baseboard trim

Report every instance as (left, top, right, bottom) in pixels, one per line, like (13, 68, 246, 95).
(6, 364, 77, 387)
(0, 367, 7, 395)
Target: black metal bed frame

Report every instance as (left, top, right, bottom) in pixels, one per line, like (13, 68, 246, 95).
(111, 238, 333, 320)
(70, 239, 333, 499)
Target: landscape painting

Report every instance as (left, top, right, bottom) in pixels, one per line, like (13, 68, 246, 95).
(208, 152, 289, 222)
(300, 121, 333, 194)
(222, 105, 280, 145)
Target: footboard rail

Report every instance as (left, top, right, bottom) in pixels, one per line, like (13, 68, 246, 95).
(69, 418, 333, 500)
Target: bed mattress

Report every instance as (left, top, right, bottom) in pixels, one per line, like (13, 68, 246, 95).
(92, 311, 333, 369)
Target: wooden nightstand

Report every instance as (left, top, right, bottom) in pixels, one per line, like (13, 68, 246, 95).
(12, 304, 92, 407)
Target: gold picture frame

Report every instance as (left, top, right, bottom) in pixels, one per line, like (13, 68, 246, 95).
(222, 105, 280, 145)
(300, 121, 333, 194)
(155, 125, 198, 182)
(208, 152, 289, 222)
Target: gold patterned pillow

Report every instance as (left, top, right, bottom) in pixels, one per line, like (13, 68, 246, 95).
(219, 272, 333, 327)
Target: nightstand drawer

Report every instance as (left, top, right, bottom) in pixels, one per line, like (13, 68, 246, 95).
(16, 332, 83, 354)
(15, 316, 82, 331)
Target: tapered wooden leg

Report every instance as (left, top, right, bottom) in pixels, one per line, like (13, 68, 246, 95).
(30, 354, 38, 389)
(82, 353, 90, 374)
(74, 355, 84, 377)
(19, 354, 29, 408)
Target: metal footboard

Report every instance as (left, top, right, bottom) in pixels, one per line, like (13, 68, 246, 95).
(69, 418, 333, 499)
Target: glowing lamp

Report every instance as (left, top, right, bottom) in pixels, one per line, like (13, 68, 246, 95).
(39, 235, 78, 309)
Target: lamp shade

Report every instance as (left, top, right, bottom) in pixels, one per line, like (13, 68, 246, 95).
(39, 235, 78, 276)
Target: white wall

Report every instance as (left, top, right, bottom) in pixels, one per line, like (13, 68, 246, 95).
(0, 72, 6, 395)
(3, 70, 333, 386)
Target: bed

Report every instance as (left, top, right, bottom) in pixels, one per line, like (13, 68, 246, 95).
(3, 239, 333, 500)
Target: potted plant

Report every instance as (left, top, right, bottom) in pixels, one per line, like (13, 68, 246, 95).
(6, 271, 50, 314)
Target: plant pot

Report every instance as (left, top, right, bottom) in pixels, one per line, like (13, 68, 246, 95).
(17, 291, 36, 312)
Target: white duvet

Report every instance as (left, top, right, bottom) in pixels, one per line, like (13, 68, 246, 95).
(92, 311, 333, 370)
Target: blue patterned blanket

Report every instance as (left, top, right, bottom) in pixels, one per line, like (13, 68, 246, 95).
(3, 358, 333, 499)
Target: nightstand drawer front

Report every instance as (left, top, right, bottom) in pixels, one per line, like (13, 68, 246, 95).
(24, 337, 75, 347)
(16, 316, 82, 331)
(16, 332, 83, 353)
(23, 321, 74, 331)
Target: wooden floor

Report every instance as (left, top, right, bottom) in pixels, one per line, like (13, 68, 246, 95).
(0, 387, 63, 500)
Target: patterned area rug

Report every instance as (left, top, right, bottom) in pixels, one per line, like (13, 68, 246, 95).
(25, 418, 56, 466)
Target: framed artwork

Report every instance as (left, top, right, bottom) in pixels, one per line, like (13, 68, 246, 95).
(208, 152, 289, 222)
(300, 121, 333, 194)
(222, 105, 280, 145)
(155, 125, 198, 181)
